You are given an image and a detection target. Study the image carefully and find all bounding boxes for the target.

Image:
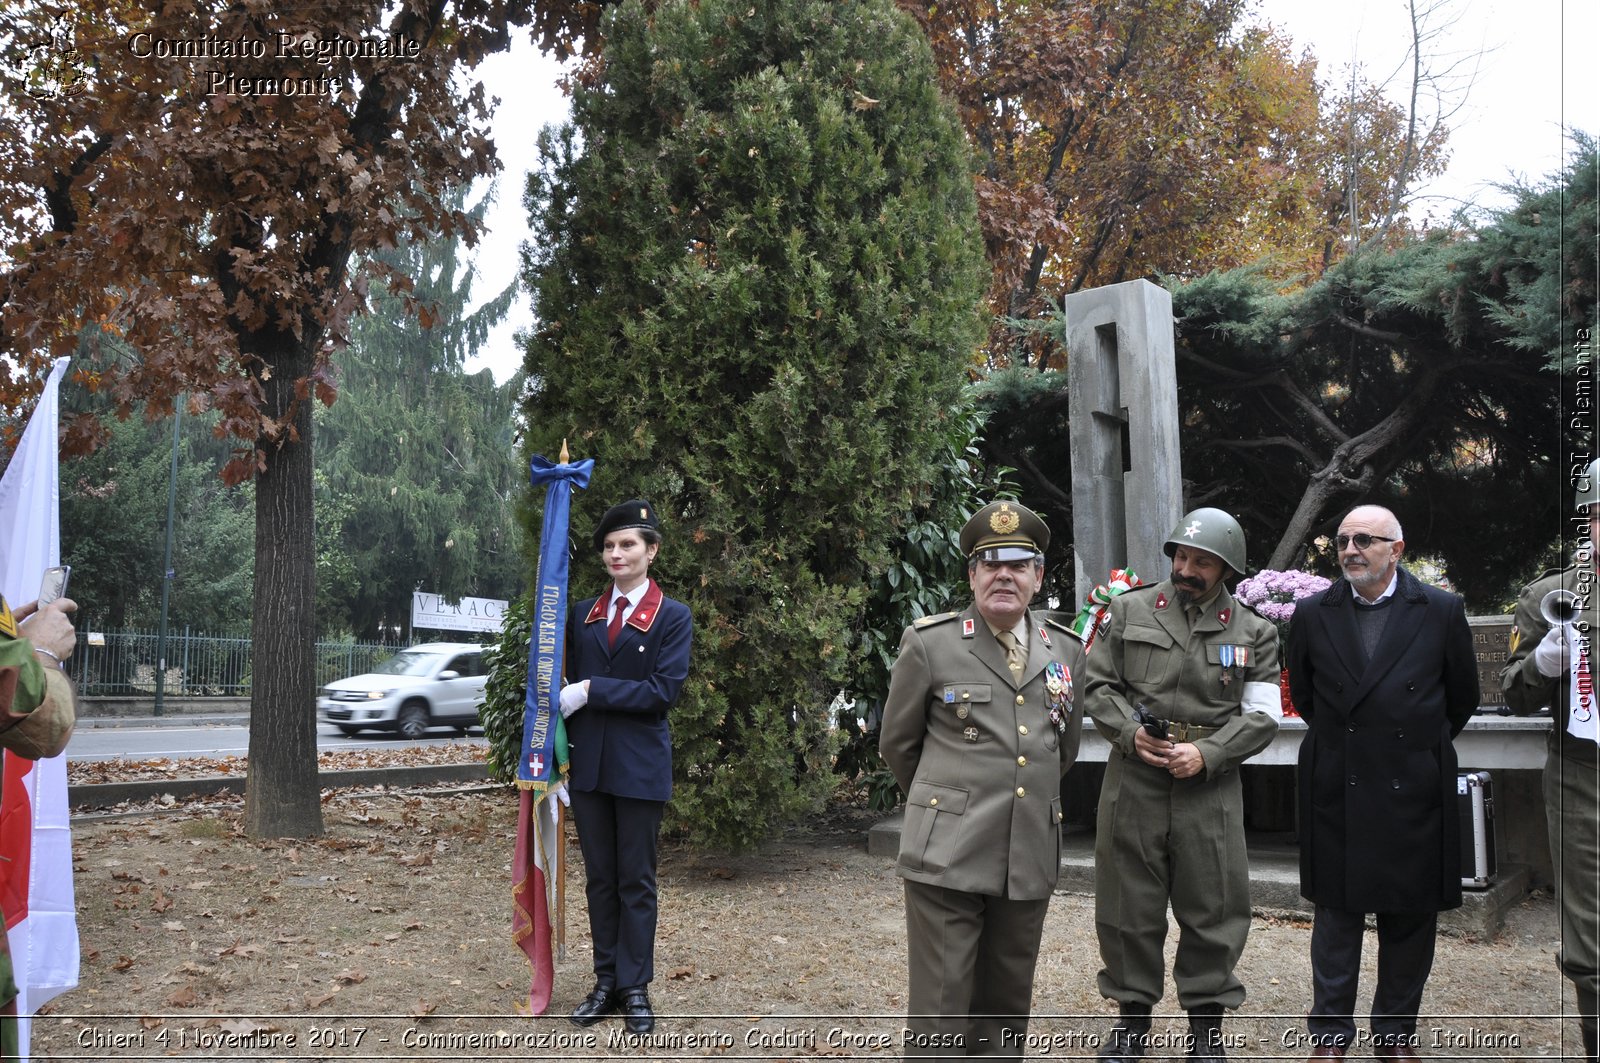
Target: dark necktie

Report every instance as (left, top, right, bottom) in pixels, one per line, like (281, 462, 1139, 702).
(607, 594, 628, 647)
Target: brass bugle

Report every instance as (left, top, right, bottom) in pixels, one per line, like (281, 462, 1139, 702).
(1541, 588, 1581, 627)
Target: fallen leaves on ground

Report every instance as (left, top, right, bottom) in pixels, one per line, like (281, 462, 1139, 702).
(67, 742, 488, 787)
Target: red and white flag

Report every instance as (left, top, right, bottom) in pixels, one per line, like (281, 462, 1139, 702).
(0, 357, 80, 1062)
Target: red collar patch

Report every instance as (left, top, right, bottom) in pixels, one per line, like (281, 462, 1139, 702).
(1038, 623, 1051, 647)
(1218, 608, 1231, 625)
(584, 580, 665, 634)
(1154, 593, 1169, 610)
(962, 618, 976, 637)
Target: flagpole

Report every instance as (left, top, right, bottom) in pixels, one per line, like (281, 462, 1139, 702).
(512, 440, 589, 1015)
(555, 439, 569, 963)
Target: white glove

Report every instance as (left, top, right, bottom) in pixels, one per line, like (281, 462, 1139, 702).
(1534, 626, 1570, 679)
(553, 783, 571, 808)
(558, 681, 589, 718)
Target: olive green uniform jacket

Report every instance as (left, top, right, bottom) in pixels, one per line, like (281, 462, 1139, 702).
(880, 604, 1087, 898)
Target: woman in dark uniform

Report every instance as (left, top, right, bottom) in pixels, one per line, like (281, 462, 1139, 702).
(558, 499, 692, 1034)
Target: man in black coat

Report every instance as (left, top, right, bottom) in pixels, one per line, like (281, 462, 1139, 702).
(1284, 505, 1479, 1061)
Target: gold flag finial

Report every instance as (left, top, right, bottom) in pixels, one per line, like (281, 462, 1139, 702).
(559, 438, 570, 463)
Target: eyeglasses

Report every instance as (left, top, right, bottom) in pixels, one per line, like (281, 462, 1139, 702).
(1334, 533, 1397, 551)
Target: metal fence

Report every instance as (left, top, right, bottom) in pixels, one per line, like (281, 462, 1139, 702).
(63, 626, 405, 697)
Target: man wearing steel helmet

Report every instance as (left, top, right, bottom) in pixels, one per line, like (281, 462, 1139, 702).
(1084, 507, 1281, 1062)
(880, 500, 1086, 1061)
(1286, 505, 1478, 1061)
(1503, 460, 1600, 1063)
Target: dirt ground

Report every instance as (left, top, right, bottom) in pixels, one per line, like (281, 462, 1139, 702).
(32, 781, 1591, 1062)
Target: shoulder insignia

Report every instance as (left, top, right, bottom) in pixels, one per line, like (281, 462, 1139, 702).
(913, 611, 958, 629)
(1043, 616, 1087, 644)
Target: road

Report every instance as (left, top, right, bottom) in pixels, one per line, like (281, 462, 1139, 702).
(67, 719, 487, 763)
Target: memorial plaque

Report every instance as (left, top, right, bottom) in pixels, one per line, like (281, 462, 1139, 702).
(1470, 615, 1514, 711)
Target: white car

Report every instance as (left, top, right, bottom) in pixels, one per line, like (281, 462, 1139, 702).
(317, 642, 488, 738)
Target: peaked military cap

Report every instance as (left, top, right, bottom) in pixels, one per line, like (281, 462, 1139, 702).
(961, 501, 1049, 562)
(593, 498, 661, 551)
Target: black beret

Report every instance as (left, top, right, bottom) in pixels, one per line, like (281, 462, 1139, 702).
(592, 498, 661, 551)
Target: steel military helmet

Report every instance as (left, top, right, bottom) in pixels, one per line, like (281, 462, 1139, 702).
(1578, 458, 1600, 510)
(1162, 507, 1248, 575)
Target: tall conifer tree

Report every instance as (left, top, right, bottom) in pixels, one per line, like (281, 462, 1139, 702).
(518, 0, 987, 847)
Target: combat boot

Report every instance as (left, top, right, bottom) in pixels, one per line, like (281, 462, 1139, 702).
(1581, 1020, 1596, 1063)
(1097, 1004, 1152, 1061)
(1186, 1004, 1226, 1060)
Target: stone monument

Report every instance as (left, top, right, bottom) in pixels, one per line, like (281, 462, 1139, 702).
(1064, 279, 1184, 607)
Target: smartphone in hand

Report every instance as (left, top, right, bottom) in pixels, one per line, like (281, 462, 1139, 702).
(38, 565, 71, 606)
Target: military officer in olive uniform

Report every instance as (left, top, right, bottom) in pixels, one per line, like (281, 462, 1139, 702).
(1085, 508, 1282, 1062)
(880, 501, 1086, 1061)
(1503, 458, 1600, 1063)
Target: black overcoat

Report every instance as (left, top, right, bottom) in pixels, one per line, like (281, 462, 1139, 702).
(1285, 567, 1479, 913)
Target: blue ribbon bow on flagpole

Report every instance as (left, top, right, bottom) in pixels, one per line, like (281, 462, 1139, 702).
(518, 453, 594, 789)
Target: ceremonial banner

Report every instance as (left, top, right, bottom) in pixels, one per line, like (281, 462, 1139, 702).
(0, 357, 79, 1063)
(512, 451, 592, 1015)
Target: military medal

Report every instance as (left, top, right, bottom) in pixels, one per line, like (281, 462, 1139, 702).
(956, 706, 969, 720)
(1044, 661, 1073, 734)
(1220, 644, 1235, 688)
(963, 726, 980, 742)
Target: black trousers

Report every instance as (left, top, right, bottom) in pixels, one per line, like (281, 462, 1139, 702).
(1307, 903, 1438, 1046)
(570, 788, 666, 991)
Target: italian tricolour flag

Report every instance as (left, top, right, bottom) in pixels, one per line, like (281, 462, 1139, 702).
(0, 356, 81, 1062)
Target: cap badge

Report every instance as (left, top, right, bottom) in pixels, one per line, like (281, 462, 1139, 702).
(1184, 521, 1201, 539)
(640, 506, 649, 519)
(990, 504, 1021, 535)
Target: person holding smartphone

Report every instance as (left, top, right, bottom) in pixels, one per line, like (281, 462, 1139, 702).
(1083, 509, 1282, 1062)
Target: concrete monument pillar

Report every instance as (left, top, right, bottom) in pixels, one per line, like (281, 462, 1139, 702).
(1064, 279, 1183, 608)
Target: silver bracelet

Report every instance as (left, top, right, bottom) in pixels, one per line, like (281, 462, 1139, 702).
(33, 646, 66, 671)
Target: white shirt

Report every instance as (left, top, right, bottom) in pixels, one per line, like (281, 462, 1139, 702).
(610, 583, 646, 625)
(1350, 570, 1399, 606)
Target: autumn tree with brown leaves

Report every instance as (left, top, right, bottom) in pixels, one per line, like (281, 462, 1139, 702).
(0, 0, 599, 837)
(896, 0, 1447, 368)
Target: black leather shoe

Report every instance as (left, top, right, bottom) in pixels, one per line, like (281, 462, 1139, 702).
(569, 984, 617, 1027)
(1187, 1005, 1226, 1060)
(1098, 1005, 1152, 1061)
(619, 986, 655, 1034)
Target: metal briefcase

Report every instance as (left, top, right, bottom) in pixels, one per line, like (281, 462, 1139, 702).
(1457, 770, 1497, 888)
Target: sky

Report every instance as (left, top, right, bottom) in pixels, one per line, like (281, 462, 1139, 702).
(462, 0, 1599, 383)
